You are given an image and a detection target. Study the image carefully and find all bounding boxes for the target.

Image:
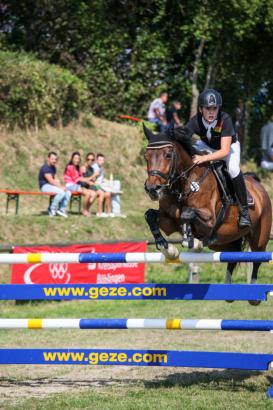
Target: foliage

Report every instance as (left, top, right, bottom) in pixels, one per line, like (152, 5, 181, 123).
(1, 0, 273, 152)
(0, 50, 88, 129)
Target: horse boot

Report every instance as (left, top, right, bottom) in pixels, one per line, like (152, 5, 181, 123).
(232, 172, 251, 229)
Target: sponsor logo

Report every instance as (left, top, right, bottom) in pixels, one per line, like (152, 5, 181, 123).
(23, 262, 71, 284)
(49, 263, 71, 283)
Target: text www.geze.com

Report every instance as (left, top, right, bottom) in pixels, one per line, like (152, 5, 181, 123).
(43, 351, 168, 365)
(43, 286, 167, 299)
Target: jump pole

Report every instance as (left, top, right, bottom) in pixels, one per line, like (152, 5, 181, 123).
(1, 251, 273, 264)
(1, 318, 273, 331)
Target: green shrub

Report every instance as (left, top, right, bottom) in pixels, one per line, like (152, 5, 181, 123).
(0, 51, 89, 129)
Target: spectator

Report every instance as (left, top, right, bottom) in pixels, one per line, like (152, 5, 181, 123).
(92, 153, 113, 217)
(260, 116, 273, 171)
(147, 91, 168, 132)
(166, 101, 183, 127)
(261, 144, 273, 171)
(80, 152, 106, 213)
(261, 115, 273, 151)
(64, 152, 96, 217)
(38, 151, 71, 217)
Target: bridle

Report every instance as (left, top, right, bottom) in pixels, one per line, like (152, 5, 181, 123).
(146, 141, 178, 186)
(145, 141, 210, 201)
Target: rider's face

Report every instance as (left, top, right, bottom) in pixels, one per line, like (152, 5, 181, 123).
(200, 106, 219, 123)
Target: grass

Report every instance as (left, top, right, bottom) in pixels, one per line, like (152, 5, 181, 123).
(0, 119, 273, 409)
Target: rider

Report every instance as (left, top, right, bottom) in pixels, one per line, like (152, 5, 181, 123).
(185, 88, 251, 229)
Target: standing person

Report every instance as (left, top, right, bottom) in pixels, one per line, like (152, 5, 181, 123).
(260, 115, 273, 151)
(64, 152, 96, 217)
(185, 89, 251, 228)
(166, 101, 183, 127)
(147, 91, 168, 132)
(92, 153, 112, 217)
(260, 116, 273, 170)
(39, 151, 71, 217)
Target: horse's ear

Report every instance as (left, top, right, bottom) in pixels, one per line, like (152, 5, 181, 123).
(143, 123, 155, 141)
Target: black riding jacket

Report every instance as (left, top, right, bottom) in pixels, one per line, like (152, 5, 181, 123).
(186, 111, 237, 150)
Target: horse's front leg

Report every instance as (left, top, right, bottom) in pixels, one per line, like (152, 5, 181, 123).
(145, 209, 179, 259)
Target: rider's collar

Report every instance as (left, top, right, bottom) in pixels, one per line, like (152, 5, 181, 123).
(202, 118, 218, 141)
(202, 117, 218, 129)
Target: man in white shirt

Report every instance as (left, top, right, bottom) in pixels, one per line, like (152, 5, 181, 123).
(147, 91, 168, 132)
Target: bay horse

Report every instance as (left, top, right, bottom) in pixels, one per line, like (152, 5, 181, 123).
(143, 125, 272, 296)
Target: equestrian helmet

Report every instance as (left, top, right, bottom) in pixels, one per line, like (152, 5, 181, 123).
(198, 89, 222, 107)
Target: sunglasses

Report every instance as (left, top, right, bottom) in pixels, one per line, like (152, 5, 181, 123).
(87, 158, 95, 161)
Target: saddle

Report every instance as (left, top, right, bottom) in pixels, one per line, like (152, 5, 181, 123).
(193, 147, 254, 207)
(192, 148, 254, 239)
(211, 161, 255, 207)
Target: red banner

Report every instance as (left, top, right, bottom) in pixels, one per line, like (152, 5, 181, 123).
(11, 242, 146, 284)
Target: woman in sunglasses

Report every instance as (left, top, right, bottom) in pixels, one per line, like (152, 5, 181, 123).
(80, 153, 109, 216)
(64, 152, 96, 216)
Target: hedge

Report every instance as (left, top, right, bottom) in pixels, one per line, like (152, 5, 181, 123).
(0, 51, 89, 129)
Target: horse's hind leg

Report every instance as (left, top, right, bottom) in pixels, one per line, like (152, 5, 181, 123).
(247, 224, 270, 283)
(224, 262, 238, 284)
(247, 223, 270, 305)
(223, 238, 242, 284)
(250, 262, 261, 284)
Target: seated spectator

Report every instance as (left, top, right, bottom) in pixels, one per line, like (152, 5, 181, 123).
(92, 153, 114, 217)
(64, 152, 96, 216)
(147, 91, 168, 132)
(166, 101, 183, 127)
(80, 152, 106, 212)
(261, 144, 273, 171)
(38, 151, 71, 217)
(93, 153, 125, 217)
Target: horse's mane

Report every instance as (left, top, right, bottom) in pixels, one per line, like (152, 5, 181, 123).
(144, 124, 194, 156)
(167, 126, 194, 157)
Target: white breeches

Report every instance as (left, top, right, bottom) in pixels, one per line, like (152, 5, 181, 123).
(193, 139, 241, 178)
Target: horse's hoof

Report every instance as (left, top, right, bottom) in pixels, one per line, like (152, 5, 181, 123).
(225, 300, 235, 303)
(248, 300, 261, 306)
(247, 279, 261, 305)
(160, 243, 179, 260)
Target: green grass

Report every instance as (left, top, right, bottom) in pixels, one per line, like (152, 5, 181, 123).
(1, 262, 273, 409)
(0, 119, 273, 409)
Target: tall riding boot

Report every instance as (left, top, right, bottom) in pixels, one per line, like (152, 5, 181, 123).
(232, 171, 251, 228)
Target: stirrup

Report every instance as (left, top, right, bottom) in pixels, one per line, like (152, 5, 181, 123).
(238, 213, 251, 228)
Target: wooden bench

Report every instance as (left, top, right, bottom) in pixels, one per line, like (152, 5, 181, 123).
(0, 190, 82, 215)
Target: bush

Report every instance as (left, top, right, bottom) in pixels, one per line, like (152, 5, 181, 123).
(0, 51, 89, 129)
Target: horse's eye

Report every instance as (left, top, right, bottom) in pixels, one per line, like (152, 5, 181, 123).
(165, 152, 173, 159)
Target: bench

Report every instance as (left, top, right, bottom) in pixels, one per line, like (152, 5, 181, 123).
(0, 190, 82, 215)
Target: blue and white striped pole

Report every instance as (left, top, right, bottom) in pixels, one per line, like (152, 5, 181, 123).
(1, 318, 273, 331)
(0, 251, 273, 264)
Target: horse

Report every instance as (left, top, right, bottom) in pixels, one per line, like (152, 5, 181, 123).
(143, 125, 272, 298)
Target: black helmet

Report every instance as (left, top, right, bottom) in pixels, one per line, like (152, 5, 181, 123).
(198, 89, 222, 107)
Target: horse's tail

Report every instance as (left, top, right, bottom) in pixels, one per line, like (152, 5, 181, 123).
(244, 171, 261, 182)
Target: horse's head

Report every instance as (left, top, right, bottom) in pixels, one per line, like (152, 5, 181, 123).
(143, 125, 177, 201)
